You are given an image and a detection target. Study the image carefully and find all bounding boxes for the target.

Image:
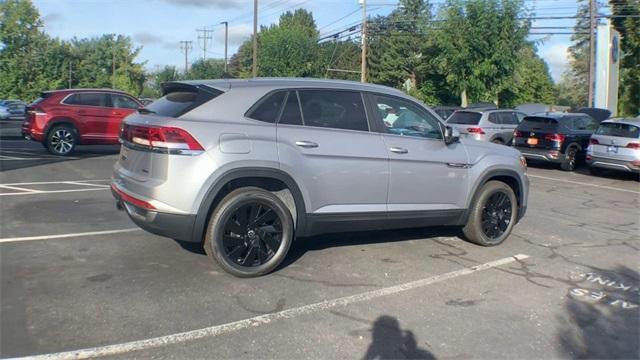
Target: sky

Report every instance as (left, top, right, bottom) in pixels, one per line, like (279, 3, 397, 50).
(32, 0, 589, 83)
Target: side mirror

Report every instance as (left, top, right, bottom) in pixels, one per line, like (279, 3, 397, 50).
(444, 126, 460, 145)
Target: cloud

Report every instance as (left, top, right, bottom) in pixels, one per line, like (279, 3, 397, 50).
(542, 43, 570, 82)
(42, 13, 63, 24)
(214, 23, 253, 47)
(160, 0, 244, 9)
(133, 32, 164, 45)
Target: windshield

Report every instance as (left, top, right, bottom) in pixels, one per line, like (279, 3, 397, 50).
(596, 122, 640, 138)
(447, 111, 481, 125)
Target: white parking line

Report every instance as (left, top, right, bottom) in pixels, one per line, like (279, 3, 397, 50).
(16, 254, 529, 360)
(63, 181, 110, 188)
(528, 174, 640, 194)
(0, 179, 110, 186)
(0, 184, 39, 193)
(0, 228, 140, 243)
(0, 188, 109, 196)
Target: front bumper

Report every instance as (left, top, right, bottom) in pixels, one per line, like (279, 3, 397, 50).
(587, 155, 640, 174)
(111, 186, 198, 242)
(515, 146, 565, 164)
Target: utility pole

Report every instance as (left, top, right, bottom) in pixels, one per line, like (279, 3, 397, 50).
(197, 28, 214, 60)
(112, 48, 116, 89)
(180, 40, 193, 73)
(221, 21, 229, 73)
(68, 62, 72, 89)
(360, 0, 367, 83)
(588, 0, 596, 107)
(252, 0, 258, 77)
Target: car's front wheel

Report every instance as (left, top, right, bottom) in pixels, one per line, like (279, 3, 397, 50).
(46, 124, 78, 156)
(462, 181, 517, 246)
(204, 187, 294, 277)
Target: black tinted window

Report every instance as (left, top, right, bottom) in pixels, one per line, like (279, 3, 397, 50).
(518, 117, 559, 132)
(247, 91, 286, 123)
(146, 87, 221, 117)
(448, 111, 481, 125)
(499, 112, 518, 125)
(111, 95, 139, 109)
(596, 122, 640, 138)
(298, 90, 368, 132)
(567, 116, 598, 131)
(279, 91, 303, 125)
(488, 113, 500, 124)
(69, 93, 108, 107)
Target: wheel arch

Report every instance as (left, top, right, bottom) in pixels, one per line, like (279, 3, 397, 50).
(44, 118, 80, 142)
(191, 167, 307, 244)
(462, 168, 525, 225)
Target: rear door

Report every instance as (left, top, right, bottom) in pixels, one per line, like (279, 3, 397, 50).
(497, 111, 519, 143)
(63, 92, 112, 140)
(109, 94, 140, 139)
(276, 89, 389, 215)
(369, 93, 469, 212)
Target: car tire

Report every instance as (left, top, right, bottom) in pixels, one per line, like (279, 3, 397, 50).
(462, 181, 518, 247)
(560, 147, 578, 171)
(46, 124, 78, 156)
(204, 187, 294, 277)
(491, 138, 504, 145)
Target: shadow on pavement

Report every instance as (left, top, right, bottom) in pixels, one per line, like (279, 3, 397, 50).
(363, 315, 435, 360)
(526, 159, 639, 182)
(559, 266, 639, 359)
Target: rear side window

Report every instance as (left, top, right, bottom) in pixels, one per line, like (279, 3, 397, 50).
(488, 113, 501, 124)
(111, 95, 140, 109)
(499, 112, 518, 125)
(279, 91, 303, 126)
(64, 93, 109, 107)
(298, 90, 368, 132)
(246, 91, 286, 123)
(596, 123, 640, 138)
(518, 117, 559, 132)
(566, 116, 598, 131)
(146, 87, 222, 117)
(447, 111, 481, 125)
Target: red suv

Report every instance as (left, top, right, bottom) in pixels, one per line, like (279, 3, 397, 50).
(23, 89, 142, 155)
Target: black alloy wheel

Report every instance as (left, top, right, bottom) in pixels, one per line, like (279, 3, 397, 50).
(480, 191, 513, 240)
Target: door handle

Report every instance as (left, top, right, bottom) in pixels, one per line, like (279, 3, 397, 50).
(295, 140, 318, 148)
(389, 147, 408, 154)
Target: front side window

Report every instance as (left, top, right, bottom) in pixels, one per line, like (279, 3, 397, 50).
(247, 91, 286, 123)
(298, 90, 368, 132)
(372, 94, 442, 139)
(111, 95, 139, 109)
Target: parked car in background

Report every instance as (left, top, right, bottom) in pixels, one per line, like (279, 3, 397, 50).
(139, 98, 155, 106)
(22, 89, 142, 155)
(587, 118, 640, 175)
(432, 105, 462, 121)
(112, 78, 529, 277)
(446, 109, 525, 145)
(513, 113, 598, 171)
(0, 100, 26, 120)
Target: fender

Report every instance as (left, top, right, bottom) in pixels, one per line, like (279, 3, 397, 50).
(461, 168, 526, 225)
(191, 167, 307, 243)
(43, 118, 80, 140)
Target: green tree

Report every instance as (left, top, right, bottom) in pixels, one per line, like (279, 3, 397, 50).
(434, 0, 530, 105)
(499, 45, 555, 107)
(319, 40, 360, 81)
(610, 0, 640, 116)
(140, 65, 180, 98)
(185, 58, 226, 80)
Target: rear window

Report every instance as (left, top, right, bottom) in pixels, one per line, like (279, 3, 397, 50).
(447, 111, 481, 125)
(518, 117, 559, 132)
(246, 91, 286, 123)
(146, 86, 222, 117)
(596, 122, 640, 138)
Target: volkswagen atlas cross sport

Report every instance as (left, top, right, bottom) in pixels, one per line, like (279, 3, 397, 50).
(111, 79, 529, 277)
(23, 89, 142, 155)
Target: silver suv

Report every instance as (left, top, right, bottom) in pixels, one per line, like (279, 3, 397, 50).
(446, 109, 525, 145)
(112, 79, 529, 277)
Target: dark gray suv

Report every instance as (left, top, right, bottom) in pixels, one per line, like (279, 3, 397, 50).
(112, 78, 529, 277)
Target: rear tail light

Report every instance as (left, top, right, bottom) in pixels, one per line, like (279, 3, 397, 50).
(544, 133, 566, 142)
(120, 123, 204, 154)
(631, 160, 640, 167)
(586, 155, 592, 161)
(513, 130, 523, 138)
(626, 142, 640, 149)
(589, 138, 599, 145)
(467, 127, 485, 135)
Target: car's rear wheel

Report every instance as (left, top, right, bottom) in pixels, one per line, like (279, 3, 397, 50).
(462, 181, 517, 246)
(46, 124, 78, 156)
(204, 187, 293, 277)
(560, 147, 578, 171)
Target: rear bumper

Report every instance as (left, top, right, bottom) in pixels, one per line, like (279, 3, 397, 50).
(111, 187, 198, 242)
(515, 146, 565, 163)
(587, 156, 640, 173)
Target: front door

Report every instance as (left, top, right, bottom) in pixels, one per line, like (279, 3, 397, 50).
(367, 93, 469, 213)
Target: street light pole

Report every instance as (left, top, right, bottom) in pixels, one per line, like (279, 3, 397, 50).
(252, 0, 258, 77)
(221, 21, 229, 73)
(588, 0, 596, 107)
(360, 0, 367, 83)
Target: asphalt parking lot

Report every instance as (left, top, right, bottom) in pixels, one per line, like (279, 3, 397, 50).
(1, 131, 638, 359)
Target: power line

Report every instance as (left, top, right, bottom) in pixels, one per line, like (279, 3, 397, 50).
(196, 28, 214, 61)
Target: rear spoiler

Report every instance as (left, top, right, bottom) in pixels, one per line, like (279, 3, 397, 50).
(161, 82, 228, 97)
